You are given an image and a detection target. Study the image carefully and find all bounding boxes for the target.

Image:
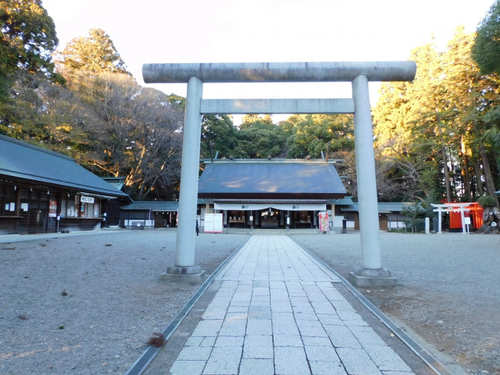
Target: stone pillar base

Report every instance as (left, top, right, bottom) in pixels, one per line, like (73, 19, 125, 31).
(161, 265, 204, 283)
(348, 268, 397, 288)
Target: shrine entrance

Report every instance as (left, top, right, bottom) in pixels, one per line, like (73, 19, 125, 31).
(143, 61, 416, 286)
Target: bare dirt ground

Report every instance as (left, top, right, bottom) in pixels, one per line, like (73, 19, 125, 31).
(0, 230, 249, 375)
(291, 232, 500, 375)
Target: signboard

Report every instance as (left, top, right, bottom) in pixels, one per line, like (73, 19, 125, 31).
(204, 213, 223, 233)
(464, 217, 471, 225)
(49, 200, 57, 217)
(333, 216, 344, 228)
(80, 196, 95, 204)
(318, 211, 329, 232)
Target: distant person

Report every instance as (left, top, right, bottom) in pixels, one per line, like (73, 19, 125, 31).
(196, 220, 199, 236)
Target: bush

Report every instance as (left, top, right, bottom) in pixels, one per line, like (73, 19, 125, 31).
(477, 195, 497, 208)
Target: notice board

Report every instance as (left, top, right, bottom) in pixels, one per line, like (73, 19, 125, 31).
(204, 213, 223, 233)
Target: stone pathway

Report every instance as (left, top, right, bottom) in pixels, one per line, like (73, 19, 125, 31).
(168, 235, 415, 375)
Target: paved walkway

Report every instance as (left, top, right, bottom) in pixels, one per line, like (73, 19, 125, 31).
(168, 235, 415, 375)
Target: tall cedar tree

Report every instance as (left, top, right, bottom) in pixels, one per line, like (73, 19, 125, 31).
(472, 1, 500, 75)
(0, 0, 61, 102)
(58, 28, 128, 77)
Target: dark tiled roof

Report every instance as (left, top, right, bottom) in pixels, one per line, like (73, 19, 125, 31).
(102, 177, 126, 191)
(329, 197, 354, 205)
(121, 201, 178, 211)
(198, 160, 347, 197)
(0, 135, 128, 197)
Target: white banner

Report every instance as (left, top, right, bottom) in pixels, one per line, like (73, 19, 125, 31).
(214, 202, 326, 211)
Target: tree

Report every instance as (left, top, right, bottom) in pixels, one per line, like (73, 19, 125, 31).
(373, 42, 460, 201)
(74, 73, 184, 199)
(201, 114, 238, 160)
(281, 114, 354, 158)
(444, 29, 499, 204)
(237, 115, 288, 158)
(374, 29, 499, 205)
(58, 28, 128, 77)
(472, 1, 500, 75)
(0, 0, 61, 101)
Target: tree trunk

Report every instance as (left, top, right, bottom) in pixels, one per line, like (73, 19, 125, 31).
(463, 154, 471, 201)
(480, 147, 499, 207)
(474, 159, 484, 196)
(443, 148, 452, 202)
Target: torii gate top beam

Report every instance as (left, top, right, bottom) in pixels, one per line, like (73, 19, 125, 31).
(143, 61, 417, 83)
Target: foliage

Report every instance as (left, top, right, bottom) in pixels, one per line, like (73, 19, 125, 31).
(0, 71, 94, 154)
(1, 21, 184, 200)
(281, 114, 354, 158)
(374, 28, 499, 205)
(401, 204, 428, 232)
(237, 115, 288, 158)
(0, 0, 62, 102)
(478, 195, 497, 208)
(53, 28, 182, 200)
(57, 28, 128, 77)
(69, 72, 184, 199)
(201, 114, 238, 160)
(472, 1, 500, 75)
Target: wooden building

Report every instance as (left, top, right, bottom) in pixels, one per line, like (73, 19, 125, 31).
(120, 201, 178, 229)
(341, 202, 416, 231)
(197, 159, 348, 229)
(0, 135, 129, 234)
(102, 177, 128, 226)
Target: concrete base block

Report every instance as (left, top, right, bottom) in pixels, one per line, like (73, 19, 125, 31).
(348, 268, 397, 288)
(161, 265, 204, 284)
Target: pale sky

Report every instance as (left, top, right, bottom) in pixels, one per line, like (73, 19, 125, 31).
(44, 0, 493, 114)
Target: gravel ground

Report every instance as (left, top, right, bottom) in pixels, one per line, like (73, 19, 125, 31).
(291, 232, 500, 375)
(0, 230, 249, 375)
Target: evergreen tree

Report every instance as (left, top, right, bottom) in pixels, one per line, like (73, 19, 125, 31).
(58, 28, 128, 77)
(472, 1, 500, 75)
(281, 114, 354, 158)
(374, 29, 499, 204)
(237, 115, 288, 158)
(201, 114, 238, 160)
(0, 0, 61, 101)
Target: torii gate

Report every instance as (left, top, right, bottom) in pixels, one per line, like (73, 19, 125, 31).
(431, 202, 475, 234)
(142, 61, 416, 287)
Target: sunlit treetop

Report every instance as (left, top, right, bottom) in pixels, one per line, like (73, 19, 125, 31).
(59, 28, 129, 75)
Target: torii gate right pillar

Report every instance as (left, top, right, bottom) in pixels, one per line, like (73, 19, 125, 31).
(350, 75, 396, 287)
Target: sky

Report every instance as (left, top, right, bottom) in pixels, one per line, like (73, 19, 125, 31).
(44, 0, 493, 120)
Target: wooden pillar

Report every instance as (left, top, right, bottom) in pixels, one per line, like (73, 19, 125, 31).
(56, 192, 62, 233)
(14, 186, 21, 233)
(15, 187, 21, 216)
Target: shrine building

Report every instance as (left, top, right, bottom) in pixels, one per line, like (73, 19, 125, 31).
(0, 135, 129, 234)
(197, 159, 348, 229)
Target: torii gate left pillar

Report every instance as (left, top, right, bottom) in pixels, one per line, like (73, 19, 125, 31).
(143, 61, 416, 286)
(166, 76, 203, 277)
